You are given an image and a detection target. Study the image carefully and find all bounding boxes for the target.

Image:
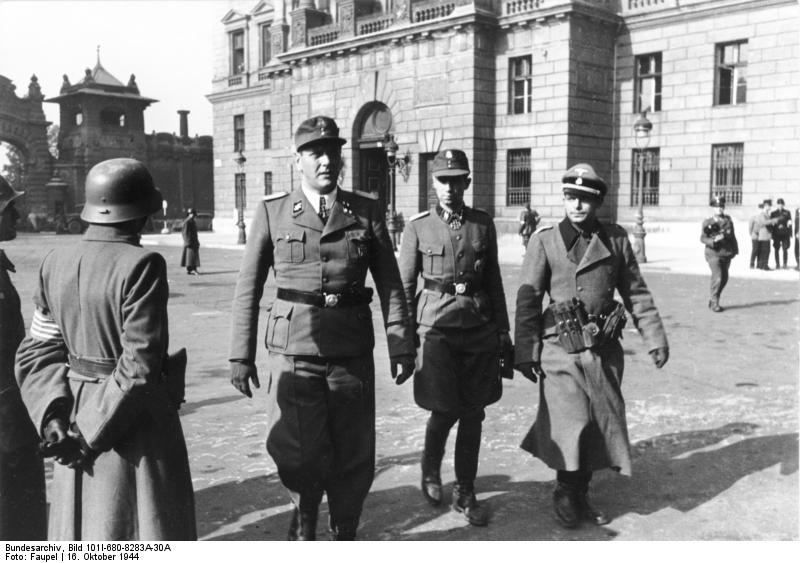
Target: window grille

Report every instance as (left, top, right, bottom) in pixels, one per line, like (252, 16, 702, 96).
(507, 149, 531, 206)
(710, 144, 744, 205)
(631, 148, 660, 206)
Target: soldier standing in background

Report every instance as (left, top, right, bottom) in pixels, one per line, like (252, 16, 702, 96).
(701, 195, 738, 312)
(15, 159, 196, 540)
(180, 208, 200, 275)
(0, 176, 47, 540)
(748, 203, 762, 269)
(228, 116, 415, 540)
(518, 202, 540, 251)
(514, 163, 669, 529)
(769, 198, 792, 269)
(398, 149, 511, 527)
(754, 199, 777, 270)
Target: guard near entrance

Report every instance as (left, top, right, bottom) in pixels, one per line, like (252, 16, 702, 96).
(0, 176, 47, 540)
(397, 149, 511, 526)
(514, 163, 669, 529)
(15, 159, 196, 540)
(228, 116, 415, 540)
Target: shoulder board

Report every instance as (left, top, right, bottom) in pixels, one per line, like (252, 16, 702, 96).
(263, 191, 288, 202)
(471, 207, 490, 216)
(409, 210, 430, 222)
(533, 225, 553, 235)
(604, 223, 628, 234)
(352, 189, 378, 200)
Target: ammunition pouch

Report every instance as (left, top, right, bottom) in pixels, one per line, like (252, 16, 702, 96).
(163, 348, 187, 410)
(548, 299, 627, 354)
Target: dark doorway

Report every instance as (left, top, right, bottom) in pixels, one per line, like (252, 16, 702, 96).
(358, 147, 388, 213)
(418, 152, 437, 212)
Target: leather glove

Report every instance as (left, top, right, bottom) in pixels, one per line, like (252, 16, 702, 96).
(66, 424, 98, 471)
(650, 346, 669, 369)
(40, 418, 83, 467)
(391, 355, 416, 385)
(516, 361, 546, 383)
(230, 361, 260, 398)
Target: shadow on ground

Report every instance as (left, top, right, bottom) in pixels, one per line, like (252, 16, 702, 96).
(194, 422, 797, 540)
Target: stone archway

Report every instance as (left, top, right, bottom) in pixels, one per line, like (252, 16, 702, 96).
(351, 101, 392, 212)
(0, 74, 53, 217)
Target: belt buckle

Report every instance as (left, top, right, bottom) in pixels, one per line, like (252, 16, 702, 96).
(454, 282, 467, 295)
(324, 293, 340, 307)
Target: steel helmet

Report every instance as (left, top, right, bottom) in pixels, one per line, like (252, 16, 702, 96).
(81, 158, 162, 224)
(0, 175, 25, 214)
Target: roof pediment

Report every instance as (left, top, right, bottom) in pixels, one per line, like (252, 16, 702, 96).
(221, 9, 249, 24)
(252, 1, 274, 17)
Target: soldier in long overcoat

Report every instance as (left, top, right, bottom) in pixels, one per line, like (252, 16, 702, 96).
(700, 195, 738, 312)
(180, 208, 200, 275)
(0, 176, 47, 540)
(228, 116, 415, 540)
(514, 163, 669, 529)
(15, 159, 196, 540)
(397, 149, 510, 526)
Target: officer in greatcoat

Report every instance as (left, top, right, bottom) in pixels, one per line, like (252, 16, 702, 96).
(180, 208, 200, 275)
(700, 195, 738, 312)
(228, 116, 415, 540)
(15, 158, 196, 540)
(0, 176, 47, 540)
(514, 163, 669, 529)
(397, 149, 510, 526)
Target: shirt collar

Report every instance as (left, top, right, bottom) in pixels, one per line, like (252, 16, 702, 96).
(302, 186, 338, 214)
(82, 224, 142, 245)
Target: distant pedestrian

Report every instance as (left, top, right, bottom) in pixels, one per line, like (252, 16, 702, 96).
(701, 195, 738, 312)
(754, 199, 778, 270)
(514, 163, 669, 530)
(180, 208, 200, 275)
(769, 198, 792, 269)
(518, 202, 540, 250)
(748, 203, 762, 269)
(0, 175, 47, 540)
(15, 159, 196, 540)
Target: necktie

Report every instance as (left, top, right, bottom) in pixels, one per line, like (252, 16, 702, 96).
(319, 196, 328, 223)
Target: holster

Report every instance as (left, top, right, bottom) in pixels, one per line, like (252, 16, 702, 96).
(162, 348, 187, 410)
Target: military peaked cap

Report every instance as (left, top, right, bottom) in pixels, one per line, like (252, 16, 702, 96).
(562, 163, 607, 199)
(432, 149, 470, 177)
(710, 195, 726, 207)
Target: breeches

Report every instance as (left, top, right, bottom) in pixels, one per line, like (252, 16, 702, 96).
(265, 352, 376, 525)
(705, 254, 731, 300)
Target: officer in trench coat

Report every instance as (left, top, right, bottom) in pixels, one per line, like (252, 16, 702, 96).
(514, 163, 669, 529)
(0, 175, 47, 540)
(180, 208, 200, 275)
(228, 116, 415, 540)
(15, 158, 196, 540)
(397, 149, 510, 526)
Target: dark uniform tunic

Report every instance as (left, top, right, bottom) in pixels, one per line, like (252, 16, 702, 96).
(514, 219, 668, 475)
(180, 216, 200, 270)
(229, 188, 413, 528)
(770, 207, 792, 267)
(700, 214, 738, 304)
(0, 249, 46, 540)
(397, 206, 509, 414)
(15, 226, 196, 540)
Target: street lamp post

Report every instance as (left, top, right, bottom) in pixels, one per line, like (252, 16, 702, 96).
(234, 151, 247, 245)
(382, 134, 411, 251)
(632, 111, 653, 263)
(160, 199, 170, 234)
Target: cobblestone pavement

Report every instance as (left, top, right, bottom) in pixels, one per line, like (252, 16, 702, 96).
(3, 232, 798, 541)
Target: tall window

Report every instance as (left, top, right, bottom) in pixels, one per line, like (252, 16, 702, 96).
(260, 24, 271, 66)
(634, 53, 661, 113)
(508, 56, 532, 114)
(715, 41, 747, 106)
(230, 30, 245, 75)
(631, 148, 660, 207)
(264, 171, 273, 196)
(263, 110, 272, 149)
(710, 144, 744, 205)
(507, 149, 531, 206)
(235, 173, 247, 210)
(234, 114, 245, 152)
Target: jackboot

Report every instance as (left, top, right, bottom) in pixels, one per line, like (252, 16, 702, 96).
(287, 507, 317, 540)
(451, 481, 489, 526)
(421, 466, 443, 506)
(552, 483, 580, 529)
(577, 487, 610, 526)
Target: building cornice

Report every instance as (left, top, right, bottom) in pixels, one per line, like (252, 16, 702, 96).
(621, 0, 794, 30)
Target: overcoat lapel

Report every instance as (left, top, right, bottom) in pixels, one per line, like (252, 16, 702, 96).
(322, 198, 357, 237)
(576, 233, 612, 273)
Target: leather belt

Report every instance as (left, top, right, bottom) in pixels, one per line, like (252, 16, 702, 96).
(276, 287, 373, 308)
(67, 354, 116, 380)
(423, 278, 482, 296)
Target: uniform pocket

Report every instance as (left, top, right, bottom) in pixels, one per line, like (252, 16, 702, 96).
(276, 230, 306, 263)
(267, 300, 293, 350)
(346, 230, 372, 262)
(422, 243, 445, 275)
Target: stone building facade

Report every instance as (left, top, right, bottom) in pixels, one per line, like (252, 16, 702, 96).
(208, 0, 798, 231)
